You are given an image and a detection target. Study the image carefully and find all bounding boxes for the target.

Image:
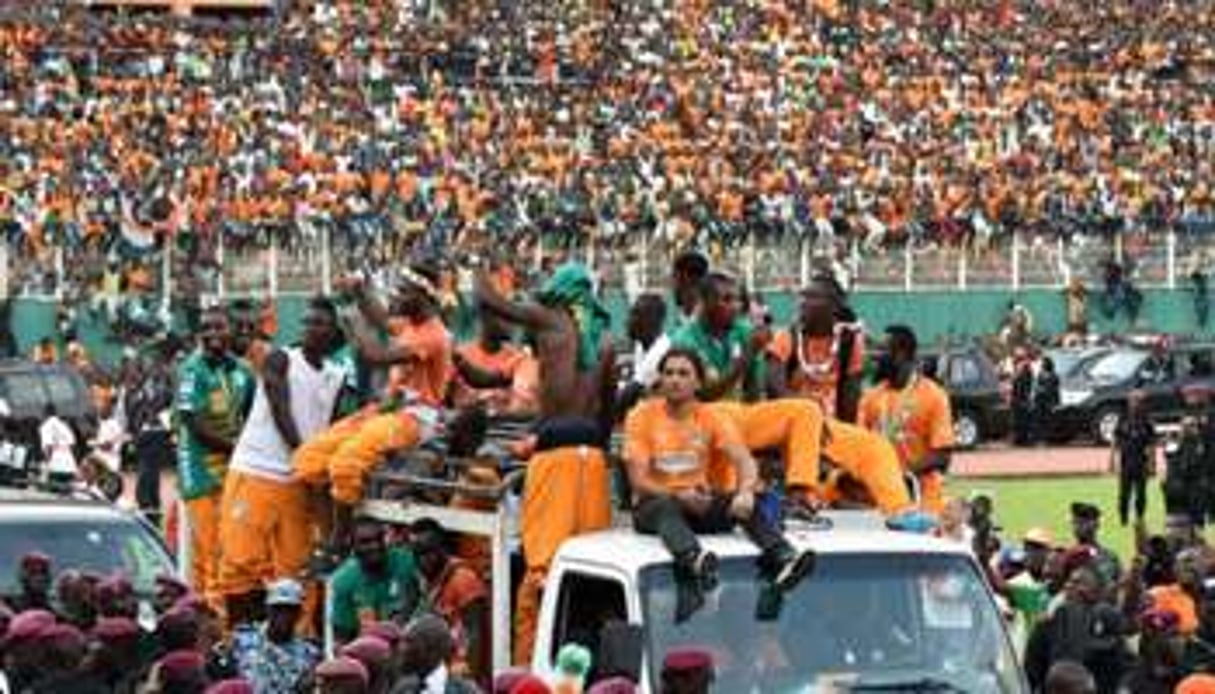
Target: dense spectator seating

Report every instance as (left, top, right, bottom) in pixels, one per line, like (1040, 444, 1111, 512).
(0, 0, 1212, 301)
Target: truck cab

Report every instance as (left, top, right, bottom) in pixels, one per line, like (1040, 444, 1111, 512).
(355, 490, 1025, 693)
(533, 514, 1025, 693)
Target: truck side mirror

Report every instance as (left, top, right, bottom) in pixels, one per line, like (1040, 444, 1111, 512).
(597, 621, 644, 684)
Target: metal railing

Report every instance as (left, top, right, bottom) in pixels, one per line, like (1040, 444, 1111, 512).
(4, 227, 1215, 303)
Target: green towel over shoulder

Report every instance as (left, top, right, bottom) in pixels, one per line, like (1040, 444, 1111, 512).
(535, 262, 611, 372)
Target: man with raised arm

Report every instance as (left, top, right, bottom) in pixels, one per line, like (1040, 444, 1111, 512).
(473, 260, 616, 665)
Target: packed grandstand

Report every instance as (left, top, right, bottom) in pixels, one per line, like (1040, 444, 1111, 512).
(0, 0, 1212, 301)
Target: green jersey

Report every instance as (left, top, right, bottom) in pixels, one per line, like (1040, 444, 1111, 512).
(174, 350, 255, 500)
(330, 547, 421, 639)
(670, 317, 765, 400)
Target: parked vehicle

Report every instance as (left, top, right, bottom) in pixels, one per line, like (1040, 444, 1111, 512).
(920, 347, 1010, 449)
(0, 485, 176, 629)
(1056, 344, 1215, 443)
(1043, 346, 1113, 380)
(0, 360, 98, 458)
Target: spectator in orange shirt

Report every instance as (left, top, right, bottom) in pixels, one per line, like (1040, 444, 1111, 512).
(766, 275, 864, 422)
(411, 520, 489, 686)
(449, 310, 527, 415)
(624, 348, 814, 623)
(859, 325, 955, 514)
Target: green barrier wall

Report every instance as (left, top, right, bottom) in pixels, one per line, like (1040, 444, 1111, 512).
(12, 288, 1210, 367)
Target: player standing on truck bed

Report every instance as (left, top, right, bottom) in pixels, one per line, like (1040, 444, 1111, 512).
(473, 259, 616, 666)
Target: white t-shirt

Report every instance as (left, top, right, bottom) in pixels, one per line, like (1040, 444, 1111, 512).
(39, 415, 77, 476)
(231, 348, 351, 482)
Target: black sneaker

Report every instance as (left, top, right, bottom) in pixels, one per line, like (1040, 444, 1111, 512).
(774, 550, 816, 592)
(755, 580, 784, 621)
(783, 496, 818, 522)
(693, 550, 719, 592)
(675, 581, 706, 624)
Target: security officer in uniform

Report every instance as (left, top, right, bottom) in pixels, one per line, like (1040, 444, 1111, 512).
(1165, 385, 1212, 528)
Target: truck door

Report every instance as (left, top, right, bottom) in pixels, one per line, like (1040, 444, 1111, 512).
(537, 568, 631, 682)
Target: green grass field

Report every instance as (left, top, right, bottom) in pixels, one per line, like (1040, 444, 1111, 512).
(949, 475, 1162, 560)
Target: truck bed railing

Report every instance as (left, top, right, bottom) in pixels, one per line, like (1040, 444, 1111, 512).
(353, 463, 522, 672)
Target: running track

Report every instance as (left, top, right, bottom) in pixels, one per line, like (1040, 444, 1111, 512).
(953, 445, 1110, 477)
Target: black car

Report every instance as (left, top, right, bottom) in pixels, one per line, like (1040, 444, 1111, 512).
(1056, 344, 1215, 443)
(920, 347, 1010, 448)
(1043, 346, 1113, 381)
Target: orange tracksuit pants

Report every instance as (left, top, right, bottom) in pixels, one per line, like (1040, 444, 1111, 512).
(819, 421, 914, 514)
(217, 470, 313, 599)
(706, 400, 824, 492)
(916, 471, 946, 515)
(184, 492, 221, 601)
(514, 444, 612, 666)
(293, 409, 421, 504)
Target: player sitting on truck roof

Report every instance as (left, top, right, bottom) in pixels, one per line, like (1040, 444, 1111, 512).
(623, 348, 815, 623)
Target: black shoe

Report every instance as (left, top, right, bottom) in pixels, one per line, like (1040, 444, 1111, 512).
(693, 550, 719, 592)
(675, 581, 706, 624)
(774, 550, 816, 592)
(755, 580, 784, 621)
(783, 497, 818, 522)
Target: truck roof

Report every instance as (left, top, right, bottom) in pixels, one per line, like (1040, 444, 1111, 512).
(555, 511, 971, 574)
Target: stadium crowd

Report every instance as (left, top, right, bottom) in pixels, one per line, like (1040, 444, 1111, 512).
(2, 0, 1215, 692)
(1, 0, 1214, 303)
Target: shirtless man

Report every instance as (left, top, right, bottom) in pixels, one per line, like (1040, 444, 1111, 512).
(474, 260, 616, 665)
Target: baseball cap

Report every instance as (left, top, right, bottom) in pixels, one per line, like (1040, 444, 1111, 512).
(1023, 527, 1056, 547)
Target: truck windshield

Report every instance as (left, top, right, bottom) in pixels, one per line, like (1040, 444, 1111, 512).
(641, 553, 1022, 693)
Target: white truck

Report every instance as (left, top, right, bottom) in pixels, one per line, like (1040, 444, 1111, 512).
(357, 488, 1028, 693)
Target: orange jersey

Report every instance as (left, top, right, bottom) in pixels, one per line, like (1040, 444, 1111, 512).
(623, 398, 744, 492)
(767, 329, 865, 418)
(449, 342, 526, 412)
(858, 376, 954, 470)
(386, 316, 451, 406)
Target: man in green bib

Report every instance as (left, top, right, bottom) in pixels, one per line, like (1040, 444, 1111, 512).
(175, 307, 255, 601)
(329, 518, 421, 644)
(670, 271, 767, 402)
